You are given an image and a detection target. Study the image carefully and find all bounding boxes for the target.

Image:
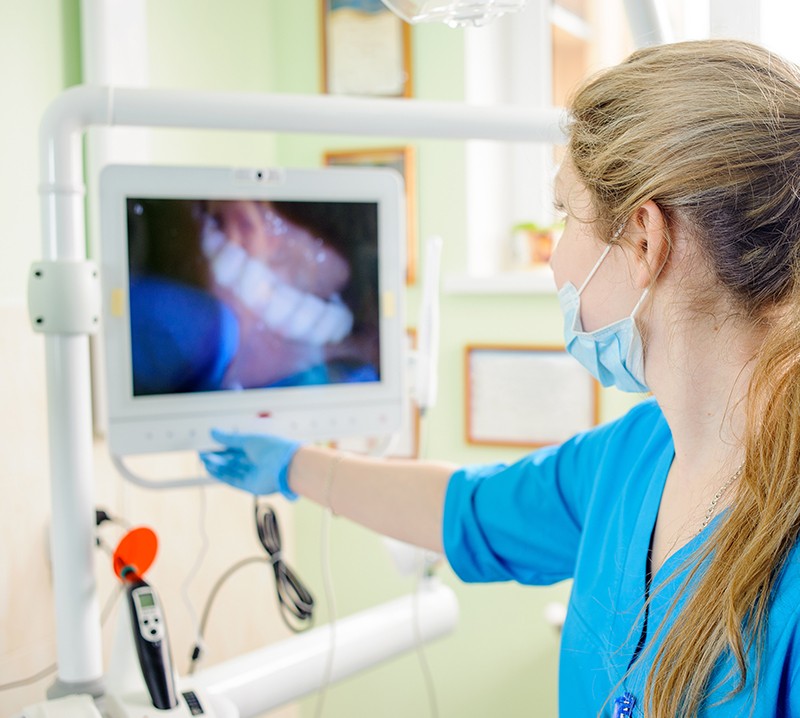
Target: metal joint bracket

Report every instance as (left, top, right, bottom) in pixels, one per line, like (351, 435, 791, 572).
(27, 260, 101, 335)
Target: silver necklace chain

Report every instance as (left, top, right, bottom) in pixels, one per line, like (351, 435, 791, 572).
(697, 463, 744, 535)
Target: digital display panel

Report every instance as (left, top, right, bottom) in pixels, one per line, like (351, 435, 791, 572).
(137, 591, 155, 608)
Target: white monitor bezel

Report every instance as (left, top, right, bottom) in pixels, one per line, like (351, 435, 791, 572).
(99, 164, 406, 455)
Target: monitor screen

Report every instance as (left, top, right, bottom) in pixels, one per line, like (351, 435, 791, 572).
(100, 165, 405, 455)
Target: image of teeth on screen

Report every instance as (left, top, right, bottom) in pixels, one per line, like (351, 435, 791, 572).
(126, 197, 380, 396)
(100, 165, 404, 455)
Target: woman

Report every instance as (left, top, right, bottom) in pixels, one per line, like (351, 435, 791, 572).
(201, 40, 800, 716)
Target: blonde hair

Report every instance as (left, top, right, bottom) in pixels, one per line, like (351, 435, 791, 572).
(567, 39, 800, 716)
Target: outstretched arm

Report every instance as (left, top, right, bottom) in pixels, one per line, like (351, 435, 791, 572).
(290, 445, 455, 554)
(201, 430, 456, 554)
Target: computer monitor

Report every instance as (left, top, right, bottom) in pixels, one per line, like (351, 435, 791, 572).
(99, 164, 405, 455)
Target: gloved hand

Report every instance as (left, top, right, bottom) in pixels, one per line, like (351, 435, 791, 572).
(200, 429, 301, 499)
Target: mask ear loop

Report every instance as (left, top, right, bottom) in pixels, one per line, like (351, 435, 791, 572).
(576, 244, 613, 296)
(578, 224, 636, 300)
(629, 286, 651, 319)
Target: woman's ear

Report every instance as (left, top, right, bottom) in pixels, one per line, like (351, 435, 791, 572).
(628, 200, 669, 290)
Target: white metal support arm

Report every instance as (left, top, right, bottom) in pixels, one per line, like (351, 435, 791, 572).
(37, 85, 565, 697)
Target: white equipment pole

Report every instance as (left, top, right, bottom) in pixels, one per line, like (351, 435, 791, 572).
(37, 85, 564, 697)
(39, 88, 116, 695)
(622, 0, 673, 47)
(192, 581, 457, 717)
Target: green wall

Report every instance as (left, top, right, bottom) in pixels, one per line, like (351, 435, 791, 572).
(264, 4, 569, 717)
(5, 1, 640, 714)
(145, 0, 279, 165)
(1, 0, 81, 301)
(143, 3, 637, 715)
(264, 5, 640, 717)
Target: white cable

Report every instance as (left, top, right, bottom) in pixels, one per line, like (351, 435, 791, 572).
(0, 583, 123, 693)
(313, 505, 337, 718)
(101, 582, 124, 626)
(415, 236, 443, 414)
(111, 454, 216, 490)
(359, 432, 443, 716)
(181, 484, 211, 659)
(312, 430, 438, 718)
(365, 433, 399, 457)
(412, 404, 441, 717)
(412, 575, 440, 718)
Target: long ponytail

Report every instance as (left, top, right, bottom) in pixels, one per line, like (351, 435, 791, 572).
(567, 39, 800, 716)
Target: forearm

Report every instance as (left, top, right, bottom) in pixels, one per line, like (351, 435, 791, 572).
(288, 445, 455, 554)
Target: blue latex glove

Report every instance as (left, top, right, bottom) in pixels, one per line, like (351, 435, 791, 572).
(200, 429, 301, 499)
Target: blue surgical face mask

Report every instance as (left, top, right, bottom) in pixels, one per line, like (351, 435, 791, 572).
(558, 244, 650, 393)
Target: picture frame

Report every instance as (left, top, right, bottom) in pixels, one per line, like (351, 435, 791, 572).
(324, 146, 418, 284)
(465, 344, 600, 448)
(320, 0, 413, 98)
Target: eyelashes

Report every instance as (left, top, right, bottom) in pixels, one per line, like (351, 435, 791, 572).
(552, 200, 568, 221)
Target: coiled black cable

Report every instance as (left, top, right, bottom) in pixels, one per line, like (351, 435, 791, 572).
(188, 499, 315, 673)
(254, 498, 315, 632)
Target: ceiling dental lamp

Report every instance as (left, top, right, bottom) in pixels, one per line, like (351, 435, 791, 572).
(380, 0, 529, 27)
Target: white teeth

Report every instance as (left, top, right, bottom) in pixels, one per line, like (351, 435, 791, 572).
(210, 242, 248, 288)
(311, 300, 354, 345)
(238, 258, 275, 313)
(282, 292, 328, 341)
(201, 223, 354, 346)
(264, 282, 304, 333)
(201, 225, 226, 257)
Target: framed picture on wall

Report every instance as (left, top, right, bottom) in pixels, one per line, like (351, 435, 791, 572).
(465, 344, 600, 448)
(320, 0, 413, 98)
(324, 146, 418, 284)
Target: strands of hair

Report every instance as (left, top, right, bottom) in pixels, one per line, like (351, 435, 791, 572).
(568, 39, 800, 718)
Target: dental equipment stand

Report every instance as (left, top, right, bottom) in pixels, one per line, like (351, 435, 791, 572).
(26, 85, 563, 717)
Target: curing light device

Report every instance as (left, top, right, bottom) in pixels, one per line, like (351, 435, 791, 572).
(112, 528, 178, 711)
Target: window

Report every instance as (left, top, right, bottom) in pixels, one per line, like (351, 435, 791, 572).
(451, 0, 710, 292)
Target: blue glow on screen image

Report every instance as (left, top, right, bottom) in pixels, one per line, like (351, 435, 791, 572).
(126, 198, 381, 396)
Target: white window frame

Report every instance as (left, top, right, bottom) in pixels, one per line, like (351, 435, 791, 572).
(451, 0, 720, 294)
(462, 0, 553, 283)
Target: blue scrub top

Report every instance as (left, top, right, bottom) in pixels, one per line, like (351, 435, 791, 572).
(443, 398, 800, 716)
